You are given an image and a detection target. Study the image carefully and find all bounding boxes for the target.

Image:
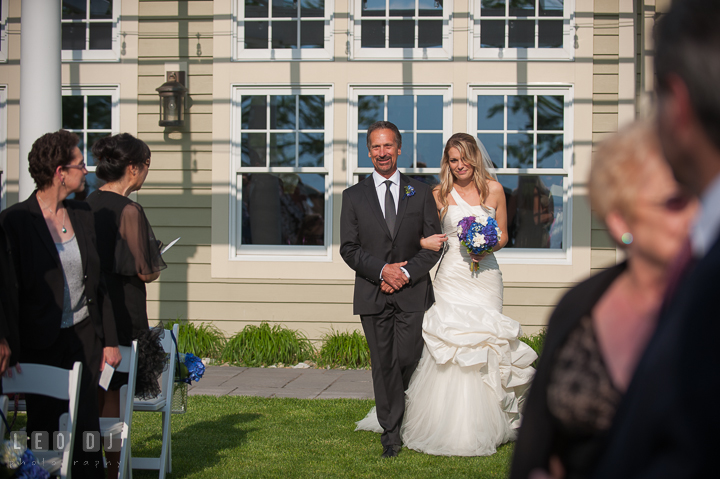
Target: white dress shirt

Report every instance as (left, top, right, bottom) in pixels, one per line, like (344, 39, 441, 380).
(691, 173, 720, 258)
(373, 169, 400, 217)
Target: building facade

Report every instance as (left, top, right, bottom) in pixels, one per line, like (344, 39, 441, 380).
(0, 0, 668, 339)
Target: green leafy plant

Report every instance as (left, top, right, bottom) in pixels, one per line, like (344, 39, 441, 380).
(519, 329, 546, 368)
(317, 329, 371, 369)
(221, 322, 316, 367)
(164, 319, 226, 360)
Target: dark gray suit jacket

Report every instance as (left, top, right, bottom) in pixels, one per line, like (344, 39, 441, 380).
(340, 174, 442, 316)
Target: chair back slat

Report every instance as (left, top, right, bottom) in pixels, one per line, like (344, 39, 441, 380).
(2, 363, 73, 399)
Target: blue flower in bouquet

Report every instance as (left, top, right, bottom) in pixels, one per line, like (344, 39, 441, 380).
(403, 185, 415, 198)
(0, 440, 50, 479)
(456, 215, 502, 272)
(183, 353, 206, 382)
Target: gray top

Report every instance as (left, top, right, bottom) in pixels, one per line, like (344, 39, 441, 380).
(55, 234, 89, 328)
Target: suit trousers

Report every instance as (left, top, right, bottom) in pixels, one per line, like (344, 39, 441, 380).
(361, 294, 424, 447)
(22, 316, 104, 479)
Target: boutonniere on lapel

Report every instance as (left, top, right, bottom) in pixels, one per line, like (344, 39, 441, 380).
(402, 185, 416, 199)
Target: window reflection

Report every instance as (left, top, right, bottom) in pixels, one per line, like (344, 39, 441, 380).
(500, 175, 563, 249)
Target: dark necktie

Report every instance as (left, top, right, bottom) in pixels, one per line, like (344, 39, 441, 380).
(384, 180, 396, 236)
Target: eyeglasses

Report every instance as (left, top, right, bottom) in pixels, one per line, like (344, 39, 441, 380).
(64, 162, 87, 171)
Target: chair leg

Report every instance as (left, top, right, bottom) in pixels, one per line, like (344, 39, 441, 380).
(158, 410, 171, 479)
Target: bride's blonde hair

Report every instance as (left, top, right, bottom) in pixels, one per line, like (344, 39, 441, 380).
(437, 133, 495, 221)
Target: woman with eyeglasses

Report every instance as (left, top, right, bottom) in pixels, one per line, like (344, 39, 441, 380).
(0, 129, 120, 479)
(509, 121, 699, 479)
(85, 133, 166, 478)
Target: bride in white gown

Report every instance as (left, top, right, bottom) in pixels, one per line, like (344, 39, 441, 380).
(356, 133, 538, 456)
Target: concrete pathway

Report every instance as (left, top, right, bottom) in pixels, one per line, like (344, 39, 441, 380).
(188, 366, 374, 400)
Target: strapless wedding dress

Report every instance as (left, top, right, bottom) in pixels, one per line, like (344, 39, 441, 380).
(356, 188, 538, 456)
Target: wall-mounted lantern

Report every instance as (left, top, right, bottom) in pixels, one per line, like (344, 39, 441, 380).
(157, 71, 187, 127)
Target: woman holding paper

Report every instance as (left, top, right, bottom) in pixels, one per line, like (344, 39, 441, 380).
(86, 133, 167, 475)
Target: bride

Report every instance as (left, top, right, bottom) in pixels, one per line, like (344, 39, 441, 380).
(356, 133, 538, 456)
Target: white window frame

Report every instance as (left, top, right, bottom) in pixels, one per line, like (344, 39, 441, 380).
(233, 0, 335, 61)
(230, 84, 334, 261)
(61, 0, 121, 62)
(348, 84, 453, 184)
(469, 0, 575, 61)
(468, 84, 573, 264)
(0, 85, 7, 210)
(350, 0, 453, 61)
(0, 0, 8, 63)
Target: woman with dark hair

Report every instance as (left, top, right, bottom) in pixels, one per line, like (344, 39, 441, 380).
(85, 132, 166, 477)
(0, 129, 120, 478)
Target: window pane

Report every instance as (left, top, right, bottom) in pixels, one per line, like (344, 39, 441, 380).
(509, 0, 534, 17)
(480, 20, 505, 48)
(242, 172, 326, 246)
(299, 133, 324, 167)
(359, 95, 385, 129)
(86, 132, 110, 167)
(419, 0, 442, 16)
(388, 95, 414, 130)
(272, 21, 298, 48)
(398, 135, 413, 168)
(62, 0, 86, 19)
(62, 96, 84, 130)
(507, 133, 534, 168)
(301, 0, 324, 17)
(90, 0, 112, 19)
(245, 21, 269, 48)
(537, 134, 563, 168)
(362, 0, 386, 17)
(389, 20, 414, 48)
(242, 96, 267, 129)
(537, 95, 564, 130)
(272, 0, 297, 18)
(417, 96, 443, 130)
(538, 21, 562, 48)
(361, 20, 386, 47)
(89, 23, 112, 50)
(501, 174, 562, 249)
(246, 0, 269, 18)
(507, 95, 533, 130)
(270, 133, 296, 166)
(358, 132, 374, 167)
(270, 95, 296, 129)
(409, 174, 440, 188)
(242, 133, 267, 167)
(508, 20, 534, 48)
(389, 0, 414, 17)
(416, 133, 443, 168)
(62, 24, 86, 50)
(301, 21, 324, 48)
(477, 133, 504, 168)
(418, 20, 442, 48)
(481, 0, 505, 16)
(299, 95, 324, 129)
(540, 0, 563, 17)
(477, 95, 504, 130)
(87, 96, 112, 129)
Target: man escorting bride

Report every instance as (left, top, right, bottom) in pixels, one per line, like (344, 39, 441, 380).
(345, 129, 537, 457)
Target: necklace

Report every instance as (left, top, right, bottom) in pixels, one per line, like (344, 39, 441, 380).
(37, 195, 67, 234)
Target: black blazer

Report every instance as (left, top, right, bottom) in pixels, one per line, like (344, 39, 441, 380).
(0, 191, 117, 351)
(0, 222, 20, 366)
(510, 262, 627, 479)
(340, 174, 442, 315)
(592, 237, 720, 479)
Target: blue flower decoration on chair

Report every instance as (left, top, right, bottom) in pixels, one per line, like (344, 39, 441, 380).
(176, 353, 206, 384)
(403, 185, 416, 199)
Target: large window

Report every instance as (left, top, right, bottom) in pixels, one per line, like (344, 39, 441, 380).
(470, 0, 574, 60)
(234, 0, 334, 60)
(62, 0, 120, 61)
(470, 85, 573, 262)
(0, 85, 6, 210)
(62, 86, 119, 200)
(0, 0, 8, 63)
(351, 0, 453, 60)
(231, 86, 333, 260)
(349, 85, 452, 185)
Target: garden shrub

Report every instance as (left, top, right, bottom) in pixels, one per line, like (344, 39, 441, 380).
(317, 329, 371, 369)
(221, 322, 316, 367)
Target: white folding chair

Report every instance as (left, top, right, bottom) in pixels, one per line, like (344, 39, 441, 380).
(132, 323, 178, 479)
(2, 362, 83, 479)
(100, 341, 138, 479)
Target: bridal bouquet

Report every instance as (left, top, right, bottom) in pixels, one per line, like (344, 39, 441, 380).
(457, 215, 502, 272)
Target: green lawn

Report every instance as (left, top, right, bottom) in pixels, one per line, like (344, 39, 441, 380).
(130, 396, 514, 478)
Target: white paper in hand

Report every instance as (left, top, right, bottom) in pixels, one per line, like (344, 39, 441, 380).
(161, 237, 180, 255)
(99, 363, 115, 391)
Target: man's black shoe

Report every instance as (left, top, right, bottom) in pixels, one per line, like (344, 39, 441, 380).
(381, 445, 401, 458)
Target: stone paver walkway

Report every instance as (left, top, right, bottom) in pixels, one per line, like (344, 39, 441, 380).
(188, 366, 374, 400)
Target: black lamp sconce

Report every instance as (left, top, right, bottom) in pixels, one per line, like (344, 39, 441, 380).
(157, 71, 188, 127)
